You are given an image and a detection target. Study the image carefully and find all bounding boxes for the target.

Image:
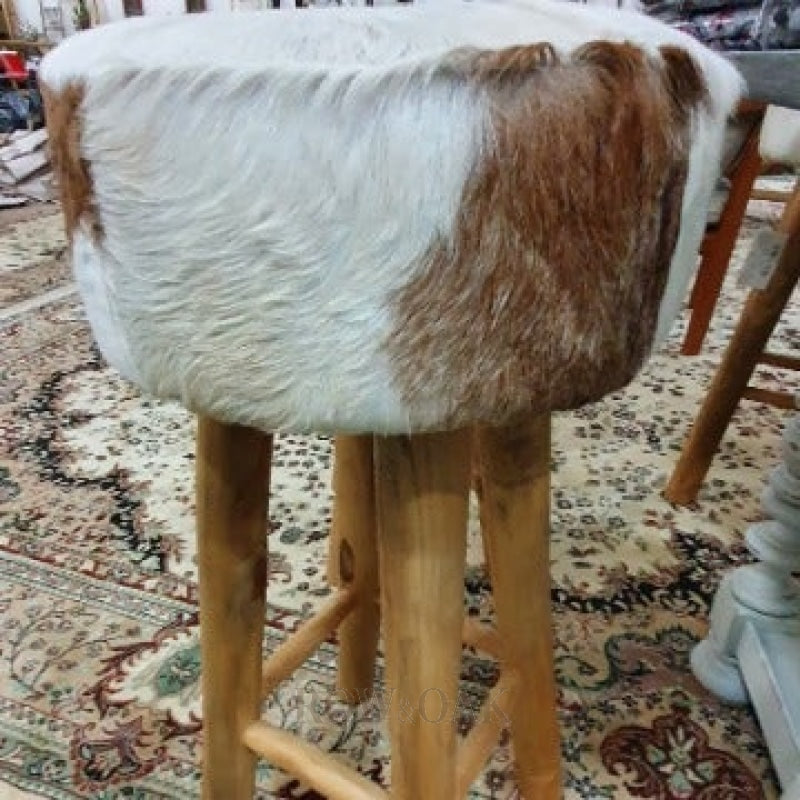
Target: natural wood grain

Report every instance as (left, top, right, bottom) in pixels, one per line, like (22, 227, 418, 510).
(476, 415, 561, 800)
(666, 184, 800, 504)
(375, 429, 471, 800)
(456, 672, 518, 797)
(462, 617, 505, 661)
(329, 435, 381, 702)
(195, 416, 272, 800)
(261, 588, 357, 698)
(243, 723, 388, 800)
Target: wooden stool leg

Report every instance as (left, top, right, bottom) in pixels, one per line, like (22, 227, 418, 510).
(476, 415, 561, 800)
(665, 184, 800, 505)
(682, 123, 763, 356)
(196, 416, 272, 800)
(329, 434, 380, 702)
(375, 430, 471, 800)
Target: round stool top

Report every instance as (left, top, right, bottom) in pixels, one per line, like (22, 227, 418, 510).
(41, 1, 741, 434)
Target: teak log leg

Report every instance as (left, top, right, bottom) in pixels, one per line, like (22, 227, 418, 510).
(666, 184, 800, 505)
(196, 416, 272, 800)
(476, 415, 561, 800)
(375, 430, 471, 800)
(329, 435, 380, 702)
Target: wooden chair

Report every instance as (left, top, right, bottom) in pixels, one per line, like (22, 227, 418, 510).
(665, 180, 800, 505)
(681, 101, 800, 357)
(681, 102, 767, 356)
(40, 6, 739, 798)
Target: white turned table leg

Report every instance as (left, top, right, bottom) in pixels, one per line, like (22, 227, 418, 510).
(692, 414, 800, 798)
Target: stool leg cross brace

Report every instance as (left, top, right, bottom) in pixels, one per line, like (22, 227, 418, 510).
(196, 416, 561, 800)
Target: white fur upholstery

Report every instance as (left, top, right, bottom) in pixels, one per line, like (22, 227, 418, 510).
(41, 0, 742, 434)
(760, 105, 800, 167)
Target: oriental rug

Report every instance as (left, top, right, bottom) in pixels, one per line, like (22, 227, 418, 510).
(0, 193, 797, 799)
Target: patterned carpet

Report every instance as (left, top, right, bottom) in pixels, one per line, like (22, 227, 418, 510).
(0, 195, 797, 799)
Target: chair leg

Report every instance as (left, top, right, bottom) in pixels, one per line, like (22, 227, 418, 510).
(682, 121, 763, 356)
(375, 430, 471, 800)
(196, 416, 272, 800)
(329, 434, 380, 702)
(476, 415, 561, 800)
(666, 185, 800, 505)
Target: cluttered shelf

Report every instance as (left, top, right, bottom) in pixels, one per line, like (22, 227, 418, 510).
(0, 40, 53, 209)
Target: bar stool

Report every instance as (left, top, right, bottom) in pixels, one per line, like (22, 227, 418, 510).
(40, 4, 739, 798)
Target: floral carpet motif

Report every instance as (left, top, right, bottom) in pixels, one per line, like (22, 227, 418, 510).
(0, 211, 68, 309)
(601, 705, 764, 799)
(0, 195, 797, 798)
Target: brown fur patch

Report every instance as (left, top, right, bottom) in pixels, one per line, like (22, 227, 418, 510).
(460, 42, 560, 85)
(387, 41, 705, 427)
(658, 44, 710, 122)
(42, 83, 102, 242)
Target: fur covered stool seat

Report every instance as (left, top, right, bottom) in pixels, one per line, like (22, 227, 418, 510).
(40, 2, 741, 797)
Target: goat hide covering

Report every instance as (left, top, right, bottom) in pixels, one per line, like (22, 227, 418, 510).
(41, 0, 742, 433)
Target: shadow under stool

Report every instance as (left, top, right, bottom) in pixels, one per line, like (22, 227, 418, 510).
(39, 5, 740, 798)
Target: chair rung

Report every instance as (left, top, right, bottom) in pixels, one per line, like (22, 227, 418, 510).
(462, 617, 504, 660)
(456, 671, 517, 796)
(243, 722, 388, 800)
(262, 588, 357, 697)
(758, 352, 800, 372)
(242, 722, 389, 800)
(742, 386, 797, 410)
(751, 188, 794, 204)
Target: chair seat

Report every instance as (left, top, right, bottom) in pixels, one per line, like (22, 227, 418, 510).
(41, 1, 741, 435)
(760, 105, 800, 166)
